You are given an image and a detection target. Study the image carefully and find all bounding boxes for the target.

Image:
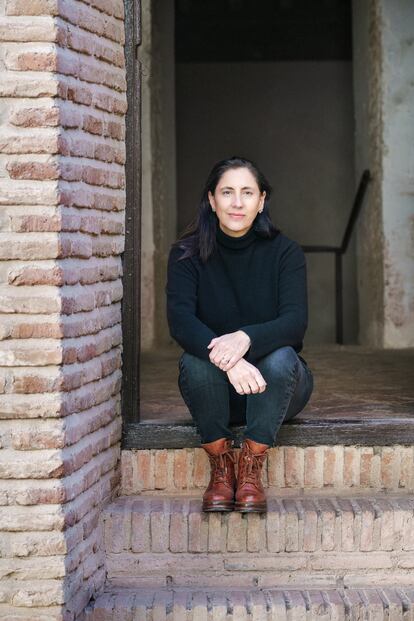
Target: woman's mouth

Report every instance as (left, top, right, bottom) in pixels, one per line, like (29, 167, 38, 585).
(229, 213, 245, 219)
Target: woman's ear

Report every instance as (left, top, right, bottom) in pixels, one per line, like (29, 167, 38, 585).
(259, 190, 266, 211)
(208, 190, 216, 211)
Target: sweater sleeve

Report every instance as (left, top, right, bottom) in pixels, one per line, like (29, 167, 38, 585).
(240, 240, 308, 361)
(166, 246, 217, 361)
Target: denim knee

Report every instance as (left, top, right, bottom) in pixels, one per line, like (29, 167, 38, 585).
(257, 346, 300, 382)
(179, 352, 225, 387)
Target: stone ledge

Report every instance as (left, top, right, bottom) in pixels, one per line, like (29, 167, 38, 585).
(123, 418, 414, 449)
(85, 586, 414, 620)
(103, 494, 414, 558)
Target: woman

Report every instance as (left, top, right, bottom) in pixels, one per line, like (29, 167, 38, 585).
(166, 156, 314, 513)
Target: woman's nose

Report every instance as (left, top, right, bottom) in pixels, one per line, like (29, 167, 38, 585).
(232, 194, 243, 207)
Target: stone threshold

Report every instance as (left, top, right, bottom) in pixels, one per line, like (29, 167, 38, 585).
(123, 417, 414, 449)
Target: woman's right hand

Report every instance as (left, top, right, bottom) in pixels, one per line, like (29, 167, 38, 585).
(226, 358, 267, 395)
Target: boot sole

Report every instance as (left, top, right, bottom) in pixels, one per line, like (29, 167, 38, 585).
(234, 501, 267, 512)
(202, 501, 234, 512)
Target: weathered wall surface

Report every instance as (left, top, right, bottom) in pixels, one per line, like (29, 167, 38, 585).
(353, 0, 414, 347)
(0, 0, 127, 617)
(381, 0, 414, 347)
(139, 0, 155, 350)
(140, 0, 176, 351)
(176, 61, 357, 345)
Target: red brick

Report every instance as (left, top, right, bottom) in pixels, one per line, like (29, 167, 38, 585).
(10, 106, 60, 127)
(150, 499, 169, 553)
(376, 498, 395, 551)
(188, 499, 208, 553)
(0, 75, 59, 99)
(11, 213, 61, 233)
(323, 447, 343, 487)
(227, 511, 247, 552)
(359, 499, 375, 551)
(169, 499, 188, 553)
(337, 498, 355, 552)
(344, 447, 360, 487)
(304, 447, 323, 487)
(120, 451, 133, 495)
(59, 183, 125, 211)
(302, 499, 318, 552)
(8, 265, 63, 286)
(0, 132, 60, 154)
(360, 448, 374, 487)
(0, 16, 57, 42)
(399, 447, 414, 489)
(283, 499, 299, 552)
(130, 499, 150, 553)
(11, 427, 64, 450)
(6, 0, 59, 16)
(320, 498, 337, 551)
(135, 450, 153, 491)
(193, 448, 209, 488)
(104, 504, 130, 553)
(8, 319, 62, 340)
(267, 446, 284, 487)
(83, 114, 104, 135)
(381, 447, 400, 489)
(85, 0, 124, 19)
(154, 450, 168, 490)
(266, 499, 281, 552)
(107, 119, 125, 141)
(284, 447, 303, 487)
(5, 50, 57, 71)
(207, 512, 223, 552)
(174, 449, 188, 489)
(246, 512, 266, 552)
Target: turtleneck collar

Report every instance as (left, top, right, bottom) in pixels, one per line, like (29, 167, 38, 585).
(216, 225, 257, 250)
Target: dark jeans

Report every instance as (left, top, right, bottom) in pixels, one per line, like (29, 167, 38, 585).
(178, 345, 314, 446)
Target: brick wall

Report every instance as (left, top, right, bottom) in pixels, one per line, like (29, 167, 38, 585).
(122, 446, 414, 494)
(0, 0, 127, 618)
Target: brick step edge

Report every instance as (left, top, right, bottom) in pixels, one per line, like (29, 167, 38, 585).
(84, 587, 414, 620)
(121, 445, 414, 494)
(104, 494, 414, 556)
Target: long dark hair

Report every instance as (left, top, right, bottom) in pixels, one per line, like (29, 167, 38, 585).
(173, 155, 281, 263)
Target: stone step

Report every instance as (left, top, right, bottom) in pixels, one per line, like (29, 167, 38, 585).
(103, 493, 414, 588)
(121, 445, 414, 495)
(85, 586, 414, 620)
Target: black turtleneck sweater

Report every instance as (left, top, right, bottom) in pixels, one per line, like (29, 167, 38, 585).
(166, 226, 308, 364)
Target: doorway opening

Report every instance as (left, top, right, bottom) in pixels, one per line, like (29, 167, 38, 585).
(137, 0, 356, 422)
(123, 0, 414, 448)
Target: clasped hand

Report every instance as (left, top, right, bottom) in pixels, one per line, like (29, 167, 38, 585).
(207, 330, 267, 395)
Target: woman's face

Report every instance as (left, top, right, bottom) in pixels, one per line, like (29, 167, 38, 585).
(208, 167, 266, 238)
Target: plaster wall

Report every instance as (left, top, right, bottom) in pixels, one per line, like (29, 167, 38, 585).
(381, 0, 414, 346)
(176, 61, 357, 344)
(353, 0, 386, 347)
(353, 0, 414, 348)
(139, 0, 155, 349)
(139, 0, 176, 350)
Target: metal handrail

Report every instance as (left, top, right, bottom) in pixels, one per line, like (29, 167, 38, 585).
(301, 169, 371, 344)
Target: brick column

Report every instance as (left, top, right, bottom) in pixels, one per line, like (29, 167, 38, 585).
(0, 0, 127, 618)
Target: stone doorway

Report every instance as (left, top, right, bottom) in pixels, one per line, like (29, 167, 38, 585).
(123, 0, 414, 439)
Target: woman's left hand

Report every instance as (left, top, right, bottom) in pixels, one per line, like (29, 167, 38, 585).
(207, 330, 251, 371)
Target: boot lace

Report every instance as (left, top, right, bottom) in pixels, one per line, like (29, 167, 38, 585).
(238, 447, 267, 487)
(208, 449, 236, 485)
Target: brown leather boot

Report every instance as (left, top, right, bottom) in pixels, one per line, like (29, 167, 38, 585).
(201, 437, 236, 512)
(234, 437, 269, 512)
